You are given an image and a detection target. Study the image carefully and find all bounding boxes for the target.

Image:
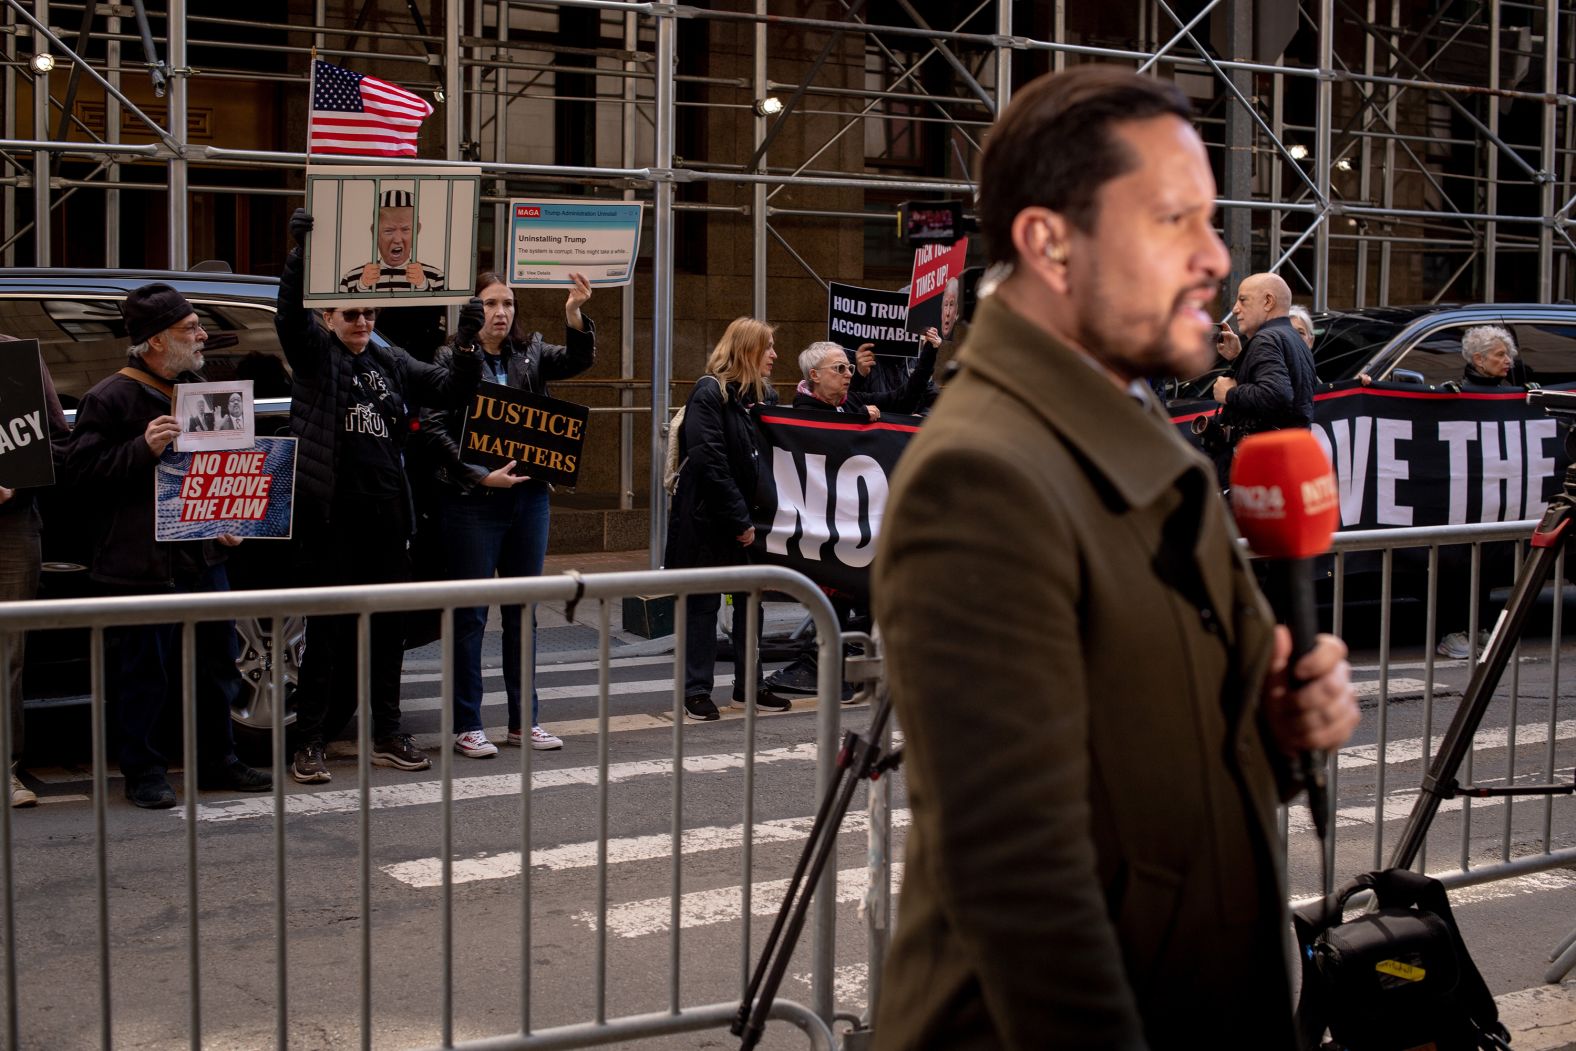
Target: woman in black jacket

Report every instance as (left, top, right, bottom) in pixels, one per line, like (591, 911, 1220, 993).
(413, 271, 595, 757)
(664, 317, 788, 721)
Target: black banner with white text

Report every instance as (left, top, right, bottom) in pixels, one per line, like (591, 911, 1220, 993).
(751, 407, 919, 600)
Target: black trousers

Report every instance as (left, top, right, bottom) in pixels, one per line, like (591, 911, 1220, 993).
(293, 497, 412, 746)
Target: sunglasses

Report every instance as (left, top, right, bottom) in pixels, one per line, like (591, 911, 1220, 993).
(816, 362, 853, 375)
(338, 309, 379, 322)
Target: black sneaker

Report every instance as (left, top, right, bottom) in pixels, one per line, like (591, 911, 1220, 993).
(199, 760, 273, 793)
(740, 689, 791, 712)
(291, 743, 331, 784)
(764, 657, 819, 696)
(372, 734, 431, 771)
(683, 695, 720, 722)
(126, 774, 176, 810)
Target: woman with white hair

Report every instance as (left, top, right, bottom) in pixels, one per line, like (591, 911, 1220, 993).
(1460, 324, 1517, 386)
(1288, 304, 1315, 349)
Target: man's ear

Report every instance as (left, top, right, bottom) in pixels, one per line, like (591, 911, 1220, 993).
(1010, 207, 1073, 294)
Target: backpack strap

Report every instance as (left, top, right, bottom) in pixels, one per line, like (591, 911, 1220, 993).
(117, 366, 175, 402)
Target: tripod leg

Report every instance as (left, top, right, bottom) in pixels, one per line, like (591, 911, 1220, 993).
(1388, 529, 1565, 871)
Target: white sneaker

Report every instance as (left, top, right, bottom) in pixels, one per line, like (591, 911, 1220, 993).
(1436, 629, 1491, 660)
(454, 730, 498, 758)
(528, 726, 562, 751)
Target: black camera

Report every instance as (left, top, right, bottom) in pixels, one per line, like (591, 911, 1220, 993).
(1191, 412, 1234, 454)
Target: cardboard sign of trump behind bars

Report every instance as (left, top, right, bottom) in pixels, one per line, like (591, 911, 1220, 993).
(302, 165, 480, 306)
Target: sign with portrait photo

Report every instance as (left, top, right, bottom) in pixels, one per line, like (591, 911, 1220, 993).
(904, 237, 968, 341)
(303, 164, 480, 305)
(459, 382, 590, 488)
(175, 380, 254, 452)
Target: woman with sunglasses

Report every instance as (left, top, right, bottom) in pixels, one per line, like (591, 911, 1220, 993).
(275, 209, 482, 785)
(791, 329, 940, 419)
(412, 270, 596, 758)
(663, 316, 789, 722)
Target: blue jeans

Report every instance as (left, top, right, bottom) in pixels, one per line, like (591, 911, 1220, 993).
(441, 482, 551, 732)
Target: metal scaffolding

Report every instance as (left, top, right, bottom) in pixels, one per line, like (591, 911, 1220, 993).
(3, 0, 1575, 560)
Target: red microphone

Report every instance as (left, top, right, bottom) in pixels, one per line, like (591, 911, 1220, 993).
(1230, 430, 1340, 840)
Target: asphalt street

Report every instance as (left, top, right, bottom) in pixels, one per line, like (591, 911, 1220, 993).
(5, 628, 1575, 1050)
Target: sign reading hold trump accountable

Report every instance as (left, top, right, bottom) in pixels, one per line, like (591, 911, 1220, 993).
(155, 437, 298, 541)
(459, 382, 591, 488)
(826, 282, 915, 359)
(0, 339, 54, 489)
(508, 199, 644, 289)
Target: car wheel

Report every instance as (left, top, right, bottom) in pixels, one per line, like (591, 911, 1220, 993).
(232, 615, 303, 747)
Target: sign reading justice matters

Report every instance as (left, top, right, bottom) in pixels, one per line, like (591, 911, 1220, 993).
(459, 382, 590, 488)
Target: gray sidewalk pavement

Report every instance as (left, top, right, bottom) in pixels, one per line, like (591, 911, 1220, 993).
(403, 548, 813, 671)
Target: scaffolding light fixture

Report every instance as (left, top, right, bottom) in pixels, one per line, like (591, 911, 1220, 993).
(433, 87, 446, 104)
(1288, 144, 1309, 161)
(1335, 158, 1353, 172)
(754, 97, 783, 117)
(30, 53, 55, 74)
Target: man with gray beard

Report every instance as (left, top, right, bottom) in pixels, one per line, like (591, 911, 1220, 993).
(64, 284, 270, 809)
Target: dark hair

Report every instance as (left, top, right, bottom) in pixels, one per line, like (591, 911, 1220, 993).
(471, 270, 527, 344)
(977, 65, 1193, 266)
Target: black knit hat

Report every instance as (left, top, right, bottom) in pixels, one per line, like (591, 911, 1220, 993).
(124, 283, 196, 345)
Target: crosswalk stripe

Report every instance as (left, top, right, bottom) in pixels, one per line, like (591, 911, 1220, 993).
(1286, 766, 1575, 835)
(573, 863, 905, 939)
(185, 742, 821, 824)
(381, 809, 915, 888)
(400, 673, 737, 712)
(1291, 868, 1576, 910)
(1338, 717, 1576, 770)
(402, 653, 679, 684)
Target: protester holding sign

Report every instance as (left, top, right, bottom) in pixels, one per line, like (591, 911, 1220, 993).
(795, 339, 938, 419)
(62, 286, 271, 809)
(663, 317, 790, 722)
(410, 270, 596, 757)
(0, 336, 68, 808)
(277, 209, 481, 784)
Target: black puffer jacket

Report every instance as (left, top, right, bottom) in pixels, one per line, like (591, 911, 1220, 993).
(663, 377, 777, 570)
(413, 321, 596, 493)
(63, 360, 224, 589)
(795, 342, 938, 416)
(1221, 315, 1316, 439)
(274, 247, 481, 523)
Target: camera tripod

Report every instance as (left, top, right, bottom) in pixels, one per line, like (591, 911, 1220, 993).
(732, 679, 900, 1051)
(1388, 390, 1576, 982)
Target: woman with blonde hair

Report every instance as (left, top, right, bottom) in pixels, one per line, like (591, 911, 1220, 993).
(664, 317, 789, 721)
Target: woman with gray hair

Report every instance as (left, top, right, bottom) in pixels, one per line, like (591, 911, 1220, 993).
(1460, 324, 1517, 386)
(1288, 304, 1315, 348)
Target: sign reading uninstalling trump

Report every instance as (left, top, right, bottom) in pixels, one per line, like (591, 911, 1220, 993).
(0, 339, 54, 489)
(155, 438, 297, 541)
(750, 406, 920, 600)
(459, 382, 589, 488)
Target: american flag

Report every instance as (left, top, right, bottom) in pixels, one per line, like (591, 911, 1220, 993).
(308, 59, 433, 157)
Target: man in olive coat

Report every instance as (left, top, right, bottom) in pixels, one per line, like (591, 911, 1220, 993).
(870, 67, 1359, 1049)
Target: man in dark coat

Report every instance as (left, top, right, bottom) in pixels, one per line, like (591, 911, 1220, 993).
(63, 284, 271, 809)
(870, 67, 1358, 1050)
(276, 209, 481, 784)
(1212, 271, 1316, 465)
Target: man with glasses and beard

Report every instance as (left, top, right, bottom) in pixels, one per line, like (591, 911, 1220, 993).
(64, 284, 272, 808)
(277, 209, 481, 784)
(870, 68, 1358, 1049)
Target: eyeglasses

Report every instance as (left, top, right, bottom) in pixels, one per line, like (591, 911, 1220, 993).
(172, 320, 207, 336)
(339, 309, 379, 322)
(816, 362, 853, 375)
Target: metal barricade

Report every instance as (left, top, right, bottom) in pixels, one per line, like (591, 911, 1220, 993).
(0, 565, 854, 1050)
(1277, 519, 1576, 905)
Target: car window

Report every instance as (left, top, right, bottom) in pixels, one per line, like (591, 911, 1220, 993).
(1315, 314, 1409, 382)
(1506, 322, 1576, 387)
(1381, 326, 1469, 386)
(0, 295, 289, 405)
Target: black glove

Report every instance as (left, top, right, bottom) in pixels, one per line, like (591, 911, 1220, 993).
(289, 208, 314, 248)
(456, 297, 485, 347)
